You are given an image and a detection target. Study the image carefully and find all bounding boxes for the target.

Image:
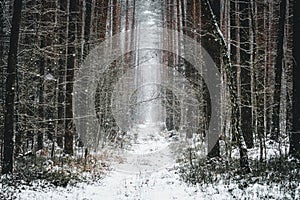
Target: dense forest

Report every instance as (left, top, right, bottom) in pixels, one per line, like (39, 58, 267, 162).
(0, 0, 299, 199)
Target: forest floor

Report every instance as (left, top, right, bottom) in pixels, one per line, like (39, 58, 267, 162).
(1, 123, 300, 199)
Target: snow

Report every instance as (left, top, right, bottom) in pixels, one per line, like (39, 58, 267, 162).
(45, 73, 55, 81)
(2, 0, 298, 199)
(17, 168, 196, 200)
(10, 124, 197, 199)
(15, 165, 300, 199)
(9, 123, 299, 199)
(15, 123, 196, 200)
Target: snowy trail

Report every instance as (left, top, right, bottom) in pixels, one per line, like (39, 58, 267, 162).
(89, 123, 193, 200)
(18, 123, 202, 200)
(16, 124, 297, 200)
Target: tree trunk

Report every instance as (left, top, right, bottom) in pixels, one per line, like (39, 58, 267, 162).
(100, 0, 109, 41)
(240, 0, 254, 148)
(64, 0, 78, 155)
(56, 0, 68, 148)
(290, 0, 300, 158)
(0, 0, 4, 161)
(2, 0, 23, 175)
(0, 0, 4, 66)
(37, 2, 46, 150)
(271, 0, 287, 141)
(204, 0, 220, 158)
(202, 0, 250, 172)
(254, 0, 267, 161)
(37, 36, 45, 150)
(83, 0, 92, 58)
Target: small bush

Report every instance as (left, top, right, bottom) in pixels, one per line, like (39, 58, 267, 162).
(178, 156, 300, 198)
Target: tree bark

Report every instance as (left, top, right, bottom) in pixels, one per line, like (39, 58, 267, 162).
(202, 0, 250, 172)
(240, 0, 254, 148)
(254, 0, 267, 161)
(271, 0, 287, 141)
(290, 0, 300, 158)
(0, 0, 3, 66)
(0, 0, 5, 158)
(56, 0, 68, 148)
(37, 1, 46, 150)
(64, 0, 78, 155)
(204, 0, 220, 158)
(83, 0, 92, 58)
(100, 0, 109, 41)
(2, 0, 23, 174)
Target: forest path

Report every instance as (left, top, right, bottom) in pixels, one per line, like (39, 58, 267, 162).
(17, 123, 205, 200)
(92, 123, 194, 200)
(51, 123, 197, 200)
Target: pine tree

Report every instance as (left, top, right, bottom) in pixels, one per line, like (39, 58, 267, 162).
(2, 0, 23, 174)
(290, 0, 300, 158)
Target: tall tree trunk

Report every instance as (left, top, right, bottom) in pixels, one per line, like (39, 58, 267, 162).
(100, 0, 109, 41)
(2, 0, 23, 175)
(265, 1, 273, 139)
(37, 36, 45, 150)
(0, 0, 4, 66)
(228, 0, 238, 145)
(204, 0, 220, 158)
(255, 0, 267, 161)
(64, 0, 78, 155)
(271, 0, 287, 141)
(83, 0, 91, 58)
(240, 0, 254, 148)
(56, 0, 68, 148)
(290, 0, 300, 158)
(202, 0, 250, 172)
(37, 1, 46, 150)
(0, 0, 5, 158)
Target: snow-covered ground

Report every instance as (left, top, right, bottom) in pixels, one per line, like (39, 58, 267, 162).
(14, 123, 197, 200)
(11, 167, 300, 200)
(4, 123, 297, 200)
